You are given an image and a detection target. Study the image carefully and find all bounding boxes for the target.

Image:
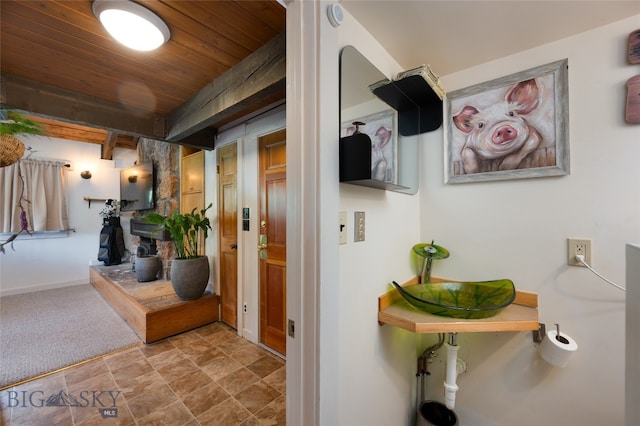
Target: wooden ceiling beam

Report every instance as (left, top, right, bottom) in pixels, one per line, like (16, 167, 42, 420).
(175, 128, 218, 150)
(2, 73, 167, 140)
(165, 31, 286, 143)
(23, 114, 138, 150)
(101, 131, 118, 160)
(1, 32, 285, 150)
(28, 115, 109, 145)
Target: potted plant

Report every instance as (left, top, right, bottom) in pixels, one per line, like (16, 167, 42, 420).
(0, 110, 46, 254)
(144, 204, 212, 300)
(1, 110, 45, 167)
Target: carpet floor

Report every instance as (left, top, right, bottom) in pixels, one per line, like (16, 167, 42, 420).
(0, 284, 142, 388)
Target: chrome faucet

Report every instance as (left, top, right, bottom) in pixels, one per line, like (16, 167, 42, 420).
(415, 241, 449, 284)
(420, 244, 438, 283)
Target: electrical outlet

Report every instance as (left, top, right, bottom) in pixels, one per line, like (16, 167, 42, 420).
(567, 238, 592, 266)
(243, 303, 248, 313)
(339, 211, 347, 245)
(354, 211, 365, 242)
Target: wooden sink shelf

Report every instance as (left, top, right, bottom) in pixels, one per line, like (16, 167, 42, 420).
(378, 277, 539, 333)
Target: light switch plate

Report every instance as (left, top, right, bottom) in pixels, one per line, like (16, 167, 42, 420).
(339, 211, 347, 245)
(354, 211, 365, 242)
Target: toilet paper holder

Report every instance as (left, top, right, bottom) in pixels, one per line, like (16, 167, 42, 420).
(532, 323, 546, 343)
(532, 323, 570, 344)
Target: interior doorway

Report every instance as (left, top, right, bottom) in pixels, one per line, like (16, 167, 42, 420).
(258, 129, 287, 355)
(217, 143, 238, 329)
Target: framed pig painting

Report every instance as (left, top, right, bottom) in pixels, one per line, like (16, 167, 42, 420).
(444, 59, 569, 183)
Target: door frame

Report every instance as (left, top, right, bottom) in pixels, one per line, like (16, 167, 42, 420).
(209, 108, 287, 346)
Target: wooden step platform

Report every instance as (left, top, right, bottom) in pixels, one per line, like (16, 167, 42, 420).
(90, 264, 219, 343)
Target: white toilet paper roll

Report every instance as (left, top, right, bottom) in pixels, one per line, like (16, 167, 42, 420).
(538, 330, 578, 368)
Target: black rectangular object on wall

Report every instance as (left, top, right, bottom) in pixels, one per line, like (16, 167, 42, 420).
(339, 133, 372, 182)
(372, 76, 443, 135)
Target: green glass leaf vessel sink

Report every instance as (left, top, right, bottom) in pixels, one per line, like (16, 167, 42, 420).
(391, 279, 516, 319)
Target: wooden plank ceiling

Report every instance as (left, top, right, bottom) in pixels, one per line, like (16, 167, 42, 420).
(0, 0, 286, 155)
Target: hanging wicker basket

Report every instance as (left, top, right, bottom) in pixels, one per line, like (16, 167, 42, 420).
(0, 134, 26, 167)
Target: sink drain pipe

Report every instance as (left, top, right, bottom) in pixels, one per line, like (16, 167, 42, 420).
(416, 334, 459, 426)
(444, 333, 466, 410)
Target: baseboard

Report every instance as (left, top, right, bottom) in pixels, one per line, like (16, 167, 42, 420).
(242, 327, 258, 344)
(0, 279, 88, 297)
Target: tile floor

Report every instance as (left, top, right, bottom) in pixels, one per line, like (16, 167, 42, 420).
(0, 322, 286, 425)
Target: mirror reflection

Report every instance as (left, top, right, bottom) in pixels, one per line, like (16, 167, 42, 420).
(120, 161, 155, 211)
(339, 45, 419, 194)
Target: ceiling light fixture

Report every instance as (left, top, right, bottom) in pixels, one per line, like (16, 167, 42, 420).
(92, 0, 170, 51)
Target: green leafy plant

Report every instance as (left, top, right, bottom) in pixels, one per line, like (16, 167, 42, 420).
(144, 204, 212, 259)
(0, 110, 46, 136)
(0, 110, 46, 254)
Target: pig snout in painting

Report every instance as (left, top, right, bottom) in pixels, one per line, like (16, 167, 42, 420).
(453, 79, 543, 174)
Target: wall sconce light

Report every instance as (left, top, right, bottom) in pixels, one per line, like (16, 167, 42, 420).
(81, 170, 92, 179)
(92, 0, 171, 51)
(128, 174, 138, 183)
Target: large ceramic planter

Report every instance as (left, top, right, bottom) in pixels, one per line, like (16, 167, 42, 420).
(170, 256, 209, 300)
(135, 255, 160, 282)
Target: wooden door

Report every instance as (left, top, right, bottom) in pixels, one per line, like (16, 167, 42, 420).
(259, 129, 287, 355)
(218, 144, 238, 328)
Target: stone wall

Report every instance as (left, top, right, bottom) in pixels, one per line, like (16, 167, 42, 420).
(130, 138, 181, 278)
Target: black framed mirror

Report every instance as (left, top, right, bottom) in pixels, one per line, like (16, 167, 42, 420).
(339, 45, 419, 194)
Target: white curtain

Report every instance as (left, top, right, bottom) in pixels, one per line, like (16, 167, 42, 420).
(0, 162, 22, 233)
(0, 159, 69, 233)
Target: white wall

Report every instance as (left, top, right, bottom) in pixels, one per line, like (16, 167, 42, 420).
(333, 8, 425, 426)
(315, 8, 640, 426)
(418, 16, 639, 426)
(0, 136, 137, 296)
(627, 243, 640, 426)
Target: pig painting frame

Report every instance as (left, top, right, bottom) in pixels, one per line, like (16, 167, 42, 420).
(445, 59, 569, 184)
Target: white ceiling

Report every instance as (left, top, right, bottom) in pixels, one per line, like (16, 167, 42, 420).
(341, 0, 640, 76)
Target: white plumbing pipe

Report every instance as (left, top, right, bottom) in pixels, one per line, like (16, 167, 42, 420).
(443, 342, 466, 410)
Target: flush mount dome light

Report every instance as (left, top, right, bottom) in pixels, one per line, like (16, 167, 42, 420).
(92, 0, 170, 51)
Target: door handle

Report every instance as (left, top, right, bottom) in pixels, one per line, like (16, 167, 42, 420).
(231, 244, 237, 249)
(258, 234, 268, 258)
(258, 234, 267, 251)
